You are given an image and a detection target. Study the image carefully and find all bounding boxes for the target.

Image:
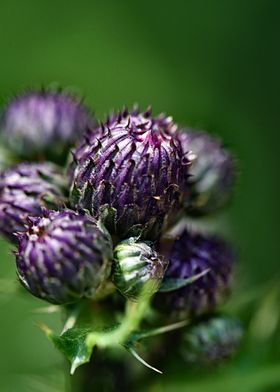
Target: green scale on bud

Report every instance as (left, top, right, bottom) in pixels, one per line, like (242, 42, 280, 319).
(112, 238, 168, 300)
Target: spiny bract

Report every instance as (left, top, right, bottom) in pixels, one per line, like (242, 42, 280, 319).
(112, 237, 168, 300)
(16, 209, 113, 304)
(0, 162, 66, 242)
(70, 107, 191, 240)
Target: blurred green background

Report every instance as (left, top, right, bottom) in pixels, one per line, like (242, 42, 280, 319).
(0, 0, 279, 391)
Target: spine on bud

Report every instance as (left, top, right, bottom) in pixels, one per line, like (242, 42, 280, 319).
(15, 209, 113, 304)
(0, 162, 67, 242)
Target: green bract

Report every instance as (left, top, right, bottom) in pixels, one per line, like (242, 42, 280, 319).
(112, 238, 168, 300)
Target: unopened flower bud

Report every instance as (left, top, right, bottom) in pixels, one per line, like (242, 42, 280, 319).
(182, 315, 243, 366)
(112, 238, 168, 300)
(70, 108, 190, 239)
(0, 89, 94, 162)
(155, 229, 234, 317)
(180, 130, 236, 215)
(0, 162, 66, 242)
(16, 209, 113, 304)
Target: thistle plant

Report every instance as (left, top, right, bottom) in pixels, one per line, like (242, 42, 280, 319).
(0, 87, 243, 391)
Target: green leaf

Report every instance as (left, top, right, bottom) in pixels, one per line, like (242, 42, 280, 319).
(125, 319, 189, 346)
(42, 325, 94, 374)
(159, 269, 210, 292)
(123, 320, 189, 374)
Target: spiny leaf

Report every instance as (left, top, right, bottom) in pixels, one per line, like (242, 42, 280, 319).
(38, 311, 188, 375)
(122, 320, 188, 374)
(125, 345, 162, 374)
(40, 325, 94, 374)
(125, 319, 189, 345)
(159, 269, 210, 292)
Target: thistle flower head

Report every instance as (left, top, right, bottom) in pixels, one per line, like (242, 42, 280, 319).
(182, 315, 243, 366)
(112, 237, 168, 300)
(180, 130, 236, 215)
(0, 89, 94, 162)
(70, 107, 190, 239)
(0, 162, 66, 242)
(16, 209, 113, 304)
(156, 229, 234, 317)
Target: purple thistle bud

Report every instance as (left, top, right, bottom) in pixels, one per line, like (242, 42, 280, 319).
(70, 108, 190, 239)
(180, 130, 236, 215)
(181, 315, 243, 366)
(15, 209, 113, 304)
(0, 162, 66, 242)
(155, 230, 234, 317)
(0, 89, 94, 162)
(112, 237, 168, 301)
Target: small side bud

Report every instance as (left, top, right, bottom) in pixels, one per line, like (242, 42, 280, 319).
(0, 88, 95, 163)
(181, 315, 243, 366)
(112, 238, 168, 300)
(180, 130, 236, 215)
(154, 229, 234, 317)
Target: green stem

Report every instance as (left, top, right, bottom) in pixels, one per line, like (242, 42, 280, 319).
(86, 295, 150, 349)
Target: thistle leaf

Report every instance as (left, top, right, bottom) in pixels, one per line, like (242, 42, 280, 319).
(125, 345, 162, 374)
(122, 320, 188, 374)
(125, 319, 189, 345)
(158, 268, 210, 292)
(41, 325, 94, 374)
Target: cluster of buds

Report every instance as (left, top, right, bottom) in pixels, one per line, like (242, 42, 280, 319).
(0, 88, 242, 367)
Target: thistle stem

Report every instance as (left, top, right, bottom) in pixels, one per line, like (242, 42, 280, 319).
(70, 295, 152, 391)
(86, 295, 150, 349)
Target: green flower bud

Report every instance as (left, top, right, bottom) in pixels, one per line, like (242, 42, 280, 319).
(182, 315, 243, 366)
(112, 238, 168, 300)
